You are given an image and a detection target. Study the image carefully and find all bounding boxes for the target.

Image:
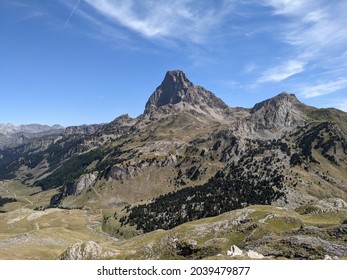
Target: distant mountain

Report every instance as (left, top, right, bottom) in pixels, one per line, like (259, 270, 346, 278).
(0, 123, 64, 150)
(0, 70, 346, 241)
(0, 123, 63, 135)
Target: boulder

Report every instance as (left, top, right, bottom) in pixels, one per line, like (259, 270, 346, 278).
(247, 250, 264, 259)
(227, 245, 243, 257)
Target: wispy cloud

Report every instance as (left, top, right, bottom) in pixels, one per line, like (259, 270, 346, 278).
(264, 0, 311, 16)
(255, 0, 347, 99)
(243, 62, 256, 74)
(263, 0, 347, 56)
(336, 99, 347, 112)
(83, 0, 236, 44)
(300, 78, 347, 98)
(2, 0, 45, 24)
(58, 0, 132, 47)
(257, 59, 306, 83)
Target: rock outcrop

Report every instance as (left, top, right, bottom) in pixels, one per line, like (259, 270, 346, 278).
(60, 241, 103, 260)
(227, 245, 264, 259)
(74, 173, 97, 195)
(227, 245, 243, 257)
(64, 124, 102, 135)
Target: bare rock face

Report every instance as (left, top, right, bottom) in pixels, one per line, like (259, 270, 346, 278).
(64, 124, 101, 135)
(106, 155, 177, 181)
(107, 165, 131, 181)
(102, 114, 136, 135)
(144, 70, 229, 115)
(309, 198, 347, 214)
(234, 92, 307, 138)
(246, 250, 264, 259)
(227, 245, 243, 257)
(249, 92, 305, 129)
(60, 241, 103, 260)
(74, 173, 97, 195)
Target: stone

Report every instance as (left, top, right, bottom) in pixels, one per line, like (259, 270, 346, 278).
(227, 245, 243, 257)
(324, 255, 333, 260)
(60, 241, 103, 260)
(247, 250, 264, 259)
(75, 173, 97, 195)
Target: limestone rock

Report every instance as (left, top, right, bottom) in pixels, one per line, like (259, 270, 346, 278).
(249, 92, 304, 129)
(74, 173, 97, 195)
(324, 255, 333, 260)
(227, 245, 243, 257)
(315, 198, 347, 213)
(247, 250, 264, 259)
(64, 124, 101, 135)
(60, 241, 103, 260)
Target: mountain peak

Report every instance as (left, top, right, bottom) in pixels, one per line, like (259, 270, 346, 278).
(250, 92, 300, 114)
(144, 70, 228, 114)
(144, 70, 193, 113)
(162, 70, 193, 88)
(247, 92, 305, 130)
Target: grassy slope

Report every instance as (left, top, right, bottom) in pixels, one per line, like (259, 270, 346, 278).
(2, 180, 345, 259)
(0, 180, 116, 259)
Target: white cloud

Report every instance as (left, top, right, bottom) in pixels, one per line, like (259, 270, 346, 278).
(83, 0, 235, 43)
(264, 0, 347, 52)
(255, 0, 347, 100)
(337, 99, 347, 112)
(243, 62, 256, 74)
(264, 0, 311, 16)
(300, 78, 347, 98)
(257, 59, 306, 83)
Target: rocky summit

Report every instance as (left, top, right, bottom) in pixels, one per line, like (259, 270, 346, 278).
(0, 70, 347, 260)
(144, 70, 228, 113)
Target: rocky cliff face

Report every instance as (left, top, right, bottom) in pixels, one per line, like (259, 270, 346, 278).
(249, 92, 305, 129)
(144, 70, 230, 119)
(64, 124, 102, 136)
(233, 92, 307, 138)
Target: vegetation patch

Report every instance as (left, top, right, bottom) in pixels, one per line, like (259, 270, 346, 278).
(0, 196, 17, 207)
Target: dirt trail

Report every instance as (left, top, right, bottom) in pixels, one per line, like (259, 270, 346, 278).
(84, 211, 118, 242)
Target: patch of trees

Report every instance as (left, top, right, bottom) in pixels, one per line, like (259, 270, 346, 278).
(185, 165, 202, 181)
(290, 153, 303, 166)
(245, 138, 291, 158)
(44, 138, 85, 171)
(0, 138, 85, 180)
(0, 196, 17, 207)
(212, 140, 222, 151)
(36, 148, 106, 190)
(122, 155, 285, 233)
(297, 122, 346, 165)
(0, 145, 45, 179)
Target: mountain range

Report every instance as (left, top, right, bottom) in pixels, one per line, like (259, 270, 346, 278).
(0, 123, 64, 150)
(0, 70, 346, 260)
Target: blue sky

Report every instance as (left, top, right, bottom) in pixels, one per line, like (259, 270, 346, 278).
(1, 0, 347, 126)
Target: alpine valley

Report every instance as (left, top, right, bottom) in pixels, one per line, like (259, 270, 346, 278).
(1, 70, 347, 260)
